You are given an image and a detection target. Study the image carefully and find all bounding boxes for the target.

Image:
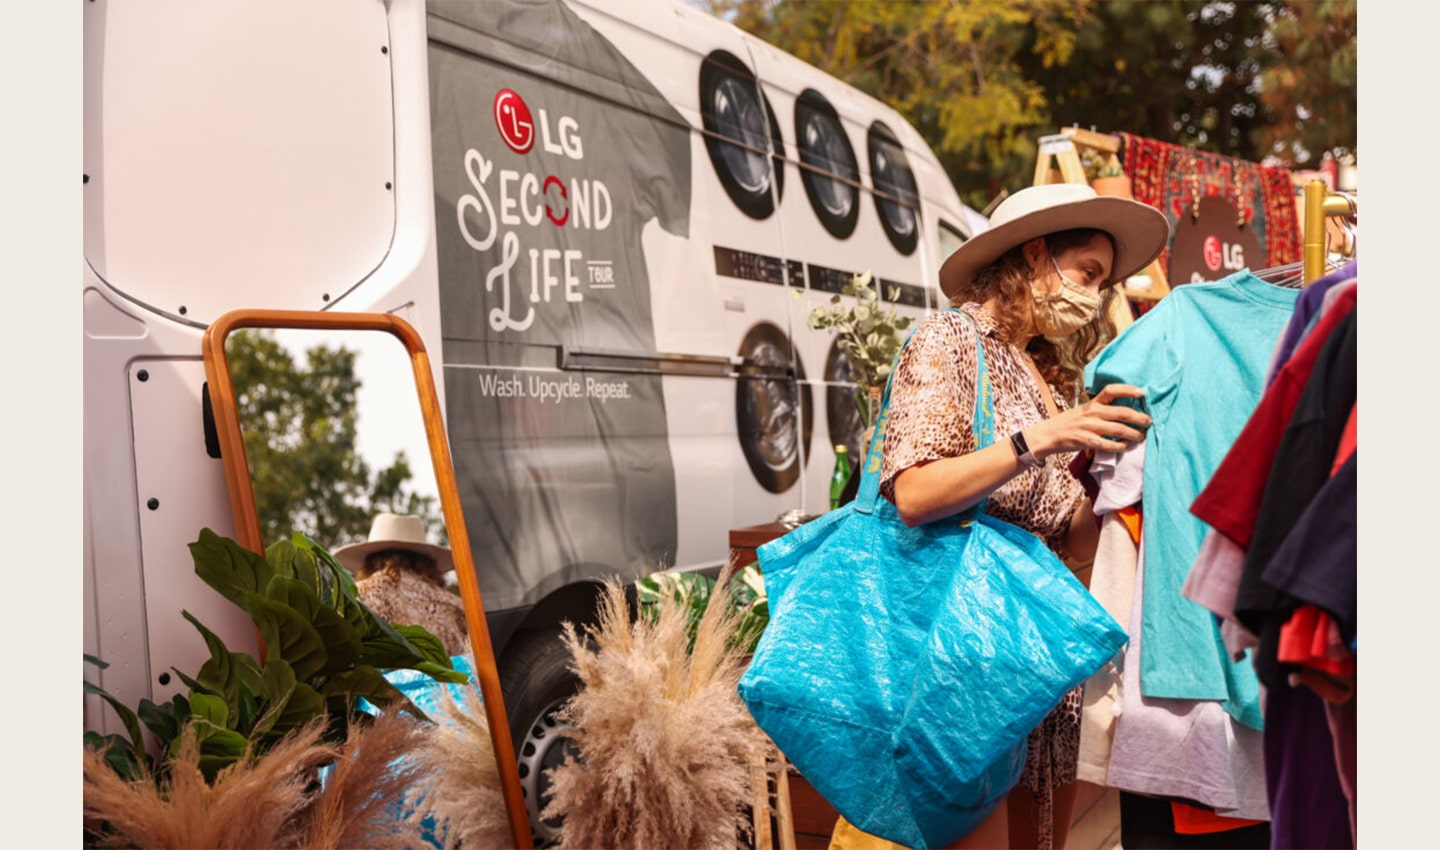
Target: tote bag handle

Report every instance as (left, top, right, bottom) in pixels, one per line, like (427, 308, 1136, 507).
(853, 309, 994, 523)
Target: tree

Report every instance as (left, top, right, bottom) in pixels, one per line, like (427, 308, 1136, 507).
(225, 329, 440, 550)
(1020, 2, 1268, 158)
(1021, 1, 1355, 170)
(1253, 0, 1357, 167)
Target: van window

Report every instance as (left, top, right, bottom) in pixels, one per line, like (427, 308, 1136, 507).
(939, 220, 968, 263)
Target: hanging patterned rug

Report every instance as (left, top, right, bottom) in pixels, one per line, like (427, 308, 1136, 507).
(1117, 133, 1300, 286)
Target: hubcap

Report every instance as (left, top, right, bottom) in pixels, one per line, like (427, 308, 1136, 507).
(516, 697, 579, 846)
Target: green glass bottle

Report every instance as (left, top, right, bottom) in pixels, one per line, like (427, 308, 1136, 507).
(829, 444, 853, 510)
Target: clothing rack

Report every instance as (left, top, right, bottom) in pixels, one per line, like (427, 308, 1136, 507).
(1302, 179, 1359, 284)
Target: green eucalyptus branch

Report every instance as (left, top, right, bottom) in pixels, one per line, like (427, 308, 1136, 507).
(805, 271, 912, 417)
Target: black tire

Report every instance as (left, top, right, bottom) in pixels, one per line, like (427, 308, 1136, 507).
(499, 629, 583, 848)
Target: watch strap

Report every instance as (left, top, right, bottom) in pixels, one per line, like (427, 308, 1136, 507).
(1010, 429, 1042, 468)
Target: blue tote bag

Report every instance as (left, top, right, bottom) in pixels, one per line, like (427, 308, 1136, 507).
(738, 317, 1128, 850)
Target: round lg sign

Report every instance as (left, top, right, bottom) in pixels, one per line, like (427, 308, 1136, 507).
(494, 89, 535, 154)
(1170, 195, 1263, 286)
(1203, 235, 1224, 273)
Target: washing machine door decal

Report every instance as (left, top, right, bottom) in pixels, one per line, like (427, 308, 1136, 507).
(700, 49, 786, 221)
(735, 321, 814, 493)
(868, 120, 920, 256)
(795, 88, 859, 240)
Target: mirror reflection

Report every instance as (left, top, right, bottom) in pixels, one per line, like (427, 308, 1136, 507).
(218, 323, 516, 843)
(225, 327, 444, 551)
(224, 327, 470, 655)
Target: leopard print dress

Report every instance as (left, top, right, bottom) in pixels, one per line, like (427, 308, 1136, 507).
(356, 568, 471, 657)
(879, 302, 1086, 850)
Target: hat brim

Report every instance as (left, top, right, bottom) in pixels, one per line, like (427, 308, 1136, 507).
(331, 539, 455, 574)
(939, 196, 1170, 300)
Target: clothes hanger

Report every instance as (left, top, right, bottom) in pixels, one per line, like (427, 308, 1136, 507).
(1252, 259, 1309, 289)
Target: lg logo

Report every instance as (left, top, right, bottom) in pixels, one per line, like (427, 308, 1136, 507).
(1203, 235, 1244, 273)
(493, 89, 585, 160)
(495, 89, 534, 154)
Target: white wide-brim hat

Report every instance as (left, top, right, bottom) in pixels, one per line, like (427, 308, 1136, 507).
(939, 183, 1170, 300)
(332, 512, 454, 574)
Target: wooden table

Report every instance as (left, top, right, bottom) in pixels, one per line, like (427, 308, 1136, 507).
(728, 520, 794, 572)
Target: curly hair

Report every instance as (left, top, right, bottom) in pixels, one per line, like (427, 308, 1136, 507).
(357, 548, 445, 588)
(947, 228, 1120, 403)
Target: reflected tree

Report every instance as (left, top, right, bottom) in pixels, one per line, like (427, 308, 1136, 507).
(226, 329, 441, 549)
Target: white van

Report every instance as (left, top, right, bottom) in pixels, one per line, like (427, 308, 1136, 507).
(83, 0, 985, 837)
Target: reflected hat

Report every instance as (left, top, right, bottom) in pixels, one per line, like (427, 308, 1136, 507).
(332, 513, 453, 574)
(938, 183, 1170, 299)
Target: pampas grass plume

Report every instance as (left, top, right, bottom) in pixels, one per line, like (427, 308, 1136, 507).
(408, 684, 514, 850)
(83, 708, 429, 850)
(293, 707, 430, 850)
(83, 718, 333, 849)
(542, 572, 763, 849)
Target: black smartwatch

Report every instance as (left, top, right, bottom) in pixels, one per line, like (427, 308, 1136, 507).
(1010, 429, 1042, 469)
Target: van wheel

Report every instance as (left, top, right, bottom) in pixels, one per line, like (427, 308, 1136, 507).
(500, 629, 582, 848)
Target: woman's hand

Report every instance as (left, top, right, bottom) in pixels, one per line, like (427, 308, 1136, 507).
(1028, 383, 1151, 457)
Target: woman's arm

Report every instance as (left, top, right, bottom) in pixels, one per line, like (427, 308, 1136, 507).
(891, 440, 1035, 527)
(891, 383, 1150, 527)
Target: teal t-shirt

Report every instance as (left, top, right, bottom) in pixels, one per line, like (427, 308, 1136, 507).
(1085, 271, 1297, 729)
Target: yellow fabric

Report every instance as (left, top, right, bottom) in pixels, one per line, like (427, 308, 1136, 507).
(828, 815, 909, 850)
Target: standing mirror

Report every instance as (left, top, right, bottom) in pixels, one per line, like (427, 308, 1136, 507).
(203, 309, 533, 848)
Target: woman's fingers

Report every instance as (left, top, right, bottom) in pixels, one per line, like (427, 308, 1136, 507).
(1093, 383, 1145, 404)
(1104, 423, 1147, 443)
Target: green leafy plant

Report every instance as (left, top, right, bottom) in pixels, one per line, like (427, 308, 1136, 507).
(635, 564, 769, 655)
(84, 528, 467, 784)
(1080, 147, 1125, 181)
(806, 270, 914, 426)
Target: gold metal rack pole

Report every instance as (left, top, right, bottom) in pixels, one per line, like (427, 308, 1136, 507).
(1302, 179, 1329, 285)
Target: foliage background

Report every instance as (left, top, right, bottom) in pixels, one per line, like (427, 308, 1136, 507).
(226, 330, 442, 550)
(697, 0, 1356, 210)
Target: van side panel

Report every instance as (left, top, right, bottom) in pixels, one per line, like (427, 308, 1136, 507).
(427, 4, 692, 608)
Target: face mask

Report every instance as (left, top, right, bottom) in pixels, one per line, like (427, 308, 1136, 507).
(1030, 255, 1102, 338)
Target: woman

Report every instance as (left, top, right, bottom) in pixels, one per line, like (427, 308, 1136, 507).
(832, 183, 1168, 850)
(334, 512, 472, 658)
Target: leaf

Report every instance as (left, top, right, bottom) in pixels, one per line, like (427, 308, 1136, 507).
(412, 661, 471, 685)
(190, 721, 250, 781)
(138, 697, 183, 745)
(236, 684, 260, 733)
(265, 537, 323, 597)
(254, 658, 328, 736)
(289, 532, 350, 608)
(320, 666, 428, 722)
(189, 692, 230, 728)
(245, 591, 330, 683)
(391, 625, 452, 667)
(84, 730, 145, 781)
(83, 677, 146, 759)
(182, 610, 266, 724)
(357, 624, 450, 671)
(263, 573, 365, 676)
(169, 667, 215, 698)
(190, 528, 275, 610)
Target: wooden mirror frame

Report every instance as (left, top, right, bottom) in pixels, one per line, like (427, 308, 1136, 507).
(202, 308, 534, 848)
